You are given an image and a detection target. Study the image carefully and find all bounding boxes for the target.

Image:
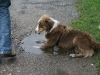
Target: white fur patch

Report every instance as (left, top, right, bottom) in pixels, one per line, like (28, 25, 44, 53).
(35, 25, 39, 33)
(49, 17, 60, 33)
(70, 54, 75, 57)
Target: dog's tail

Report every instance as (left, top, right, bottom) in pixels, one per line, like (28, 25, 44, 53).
(85, 33, 100, 49)
(93, 42, 100, 49)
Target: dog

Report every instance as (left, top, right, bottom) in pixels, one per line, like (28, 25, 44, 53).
(35, 15, 100, 57)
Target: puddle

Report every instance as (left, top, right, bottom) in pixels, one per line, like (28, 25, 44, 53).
(21, 34, 45, 54)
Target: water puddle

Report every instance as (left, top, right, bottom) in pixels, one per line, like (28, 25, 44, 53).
(21, 34, 45, 54)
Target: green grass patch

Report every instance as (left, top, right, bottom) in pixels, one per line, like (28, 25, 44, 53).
(70, 0, 100, 73)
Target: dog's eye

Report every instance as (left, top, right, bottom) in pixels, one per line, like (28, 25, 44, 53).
(39, 22, 41, 25)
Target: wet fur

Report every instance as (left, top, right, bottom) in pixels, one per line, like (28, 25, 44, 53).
(36, 15, 100, 57)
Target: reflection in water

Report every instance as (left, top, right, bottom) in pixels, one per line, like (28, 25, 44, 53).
(21, 34, 45, 54)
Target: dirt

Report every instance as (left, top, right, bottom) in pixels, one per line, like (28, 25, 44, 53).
(0, 0, 97, 75)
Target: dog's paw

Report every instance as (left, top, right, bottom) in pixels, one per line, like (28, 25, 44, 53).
(33, 46, 40, 48)
(70, 54, 75, 57)
(40, 46, 46, 50)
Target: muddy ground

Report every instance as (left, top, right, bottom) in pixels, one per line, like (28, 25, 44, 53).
(0, 0, 97, 75)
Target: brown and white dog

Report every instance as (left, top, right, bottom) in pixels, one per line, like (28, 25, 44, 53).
(35, 15, 100, 57)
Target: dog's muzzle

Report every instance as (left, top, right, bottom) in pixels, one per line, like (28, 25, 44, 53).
(34, 25, 40, 34)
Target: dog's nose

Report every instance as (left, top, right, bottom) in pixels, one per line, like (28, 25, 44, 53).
(34, 30, 40, 34)
(34, 30, 37, 33)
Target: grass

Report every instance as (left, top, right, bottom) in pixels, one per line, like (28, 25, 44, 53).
(70, 0, 100, 74)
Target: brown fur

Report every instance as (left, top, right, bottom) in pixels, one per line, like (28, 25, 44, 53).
(36, 15, 100, 57)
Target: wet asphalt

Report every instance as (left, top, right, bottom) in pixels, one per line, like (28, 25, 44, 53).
(0, 0, 97, 75)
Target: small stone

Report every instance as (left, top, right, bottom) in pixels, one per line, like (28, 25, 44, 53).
(91, 64, 94, 66)
(3, 69, 6, 71)
(82, 64, 86, 67)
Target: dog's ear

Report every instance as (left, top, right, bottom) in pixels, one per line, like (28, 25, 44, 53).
(45, 18, 54, 26)
(45, 18, 50, 24)
(44, 19, 53, 32)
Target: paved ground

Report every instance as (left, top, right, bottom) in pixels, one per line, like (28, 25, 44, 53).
(0, 0, 97, 75)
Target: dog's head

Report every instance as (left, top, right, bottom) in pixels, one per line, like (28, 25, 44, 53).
(35, 15, 60, 34)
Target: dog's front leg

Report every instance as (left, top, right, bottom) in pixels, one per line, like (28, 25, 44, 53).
(40, 44, 54, 51)
(40, 38, 56, 51)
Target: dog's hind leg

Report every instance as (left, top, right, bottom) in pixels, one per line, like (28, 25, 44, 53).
(71, 37, 94, 57)
(70, 47, 94, 57)
(70, 53, 84, 57)
(85, 49, 94, 57)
